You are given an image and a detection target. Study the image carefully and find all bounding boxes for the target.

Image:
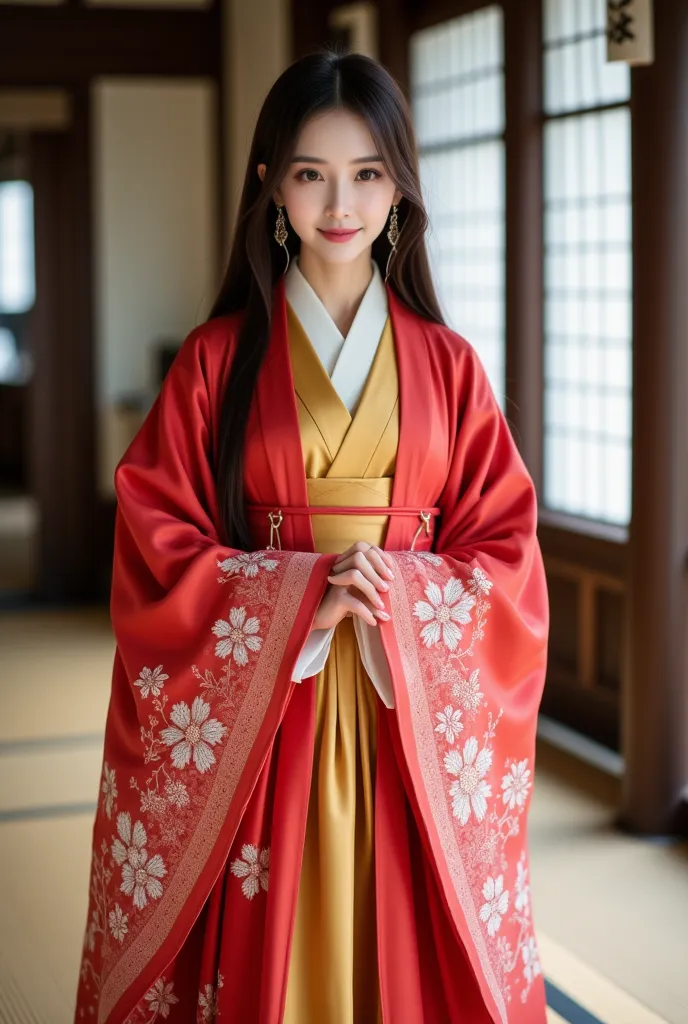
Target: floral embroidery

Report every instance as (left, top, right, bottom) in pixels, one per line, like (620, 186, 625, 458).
(143, 977, 178, 1019)
(212, 607, 263, 666)
(164, 779, 190, 808)
(76, 549, 318, 1019)
(413, 577, 476, 650)
(160, 697, 227, 773)
(501, 760, 532, 811)
(444, 736, 493, 825)
(479, 874, 509, 936)
(434, 705, 463, 744)
(468, 566, 494, 595)
(108, 903, 129, 943)
(411, 551, 443, 567)
(521, 937, 541, 985)
(393, 552, 542, 1011)
(217, 551, 278, 577)
(230, 843, 270, 900)
(101, 762, 118, 819)
(451, 668, 484, 714)
(197, 972, 224, 1022)
(514, 855, 530, 913)
(134, 665, 169, 699)
(111, 812, 167, 910)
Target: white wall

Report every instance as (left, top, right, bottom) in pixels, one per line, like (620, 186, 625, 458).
(92, 78, 218, 494)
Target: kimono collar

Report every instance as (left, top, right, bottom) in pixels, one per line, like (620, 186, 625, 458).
(284, 257, 389, 413)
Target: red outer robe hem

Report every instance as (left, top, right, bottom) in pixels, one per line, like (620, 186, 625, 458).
(75, 278, 549, 1024)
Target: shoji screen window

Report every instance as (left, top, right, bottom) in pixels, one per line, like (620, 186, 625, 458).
(543, 0, 632, 525)
(411, 7, 505, 403)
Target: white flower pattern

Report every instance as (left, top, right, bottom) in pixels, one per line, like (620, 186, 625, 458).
(134, 665, 169, 699)
(479, 874, 509, 936)
(444, 736, 493, 825)
(230, 843, 270, 900)
(212, 606, 263, 666)
(412, 551, 443, 567)
(198, 972, 223, 1021)
(452, 668, 484, 713)
(161, 696, 227, 773)
(522, 936, 541, 984)
(515, 857, 531, 914)
(165, 778, 190, 808)
(468, 566, 494, 595)
(501, 759, 532, 810)
(108, 903, 129, 943)
(217, 551, 278, 577)
(111, 812, 167, 909)
(413, 577, 476, 650)
(101, 761, 118, 819)
(144, 977, 178, 1019)
(435, 705, 464, 744)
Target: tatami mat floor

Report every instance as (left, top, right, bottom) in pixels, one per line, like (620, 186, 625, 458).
(1, 609, 686, 1024)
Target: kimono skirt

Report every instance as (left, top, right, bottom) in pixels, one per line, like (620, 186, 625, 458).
(196, 306, 399, 1023)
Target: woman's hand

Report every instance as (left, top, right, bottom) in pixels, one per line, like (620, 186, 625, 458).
(313, 542, 395, 631)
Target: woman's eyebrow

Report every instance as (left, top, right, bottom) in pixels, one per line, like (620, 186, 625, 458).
(290, 155, 384, 164)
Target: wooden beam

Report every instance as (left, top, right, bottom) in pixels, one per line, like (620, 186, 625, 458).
(622, 0, 688, 834)
(0, 6, 221, 85)
(503, 0, 544, 493)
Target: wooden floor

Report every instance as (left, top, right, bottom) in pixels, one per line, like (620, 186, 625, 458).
(0, 608, 686, 1024)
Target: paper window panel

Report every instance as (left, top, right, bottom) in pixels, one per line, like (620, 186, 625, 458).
(0, 181, 35, 314)
(411, 6, 506, 404)
(544, 0, 630, 115)
(543, 34, 632, 526)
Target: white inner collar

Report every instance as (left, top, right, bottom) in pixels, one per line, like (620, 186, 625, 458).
(285, 258, 389, 412)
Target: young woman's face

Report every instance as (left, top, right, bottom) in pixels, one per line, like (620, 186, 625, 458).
(264, 109, 402, 268)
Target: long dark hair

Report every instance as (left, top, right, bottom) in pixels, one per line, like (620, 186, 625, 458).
(211, 49, 445, 549)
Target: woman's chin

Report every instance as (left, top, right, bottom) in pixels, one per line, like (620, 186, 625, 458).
(301, 240, 372, 267)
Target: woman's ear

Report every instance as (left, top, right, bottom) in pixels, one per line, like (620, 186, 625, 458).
(257, 163, 283, 207)
(393, 189, 403, 206)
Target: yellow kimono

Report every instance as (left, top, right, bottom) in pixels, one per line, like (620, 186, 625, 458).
(283, 302, 399, 1024)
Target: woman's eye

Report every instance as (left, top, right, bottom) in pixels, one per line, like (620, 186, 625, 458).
(296, 168, 381, 182)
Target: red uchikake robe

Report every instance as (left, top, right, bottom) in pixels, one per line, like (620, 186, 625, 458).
(75, 277, 549, 1023)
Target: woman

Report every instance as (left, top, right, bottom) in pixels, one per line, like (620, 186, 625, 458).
(76, 50, 549, 1024)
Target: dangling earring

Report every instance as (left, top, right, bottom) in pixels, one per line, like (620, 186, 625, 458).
(385, 204, 400, 282)
(274, 204, 290, 274)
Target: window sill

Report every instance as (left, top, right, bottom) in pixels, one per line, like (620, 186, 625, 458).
(537, 506, 629, 545)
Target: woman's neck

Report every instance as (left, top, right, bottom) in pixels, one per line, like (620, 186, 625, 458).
(296, 247, 374, 337)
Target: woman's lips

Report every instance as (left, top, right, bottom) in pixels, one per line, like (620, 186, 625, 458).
(319, 228, 361, 243)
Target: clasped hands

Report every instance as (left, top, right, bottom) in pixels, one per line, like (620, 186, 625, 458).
(312, 542, 395, 631)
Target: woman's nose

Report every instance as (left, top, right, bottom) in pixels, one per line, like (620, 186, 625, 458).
(325, 181, 353, 220)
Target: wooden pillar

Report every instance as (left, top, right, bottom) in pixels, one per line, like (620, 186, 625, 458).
(30, 88, 98, 601)
(503, 0, 543, 493)
(622, 0, 688, 834)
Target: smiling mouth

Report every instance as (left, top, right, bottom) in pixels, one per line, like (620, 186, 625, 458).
(319, 228, 361, 235)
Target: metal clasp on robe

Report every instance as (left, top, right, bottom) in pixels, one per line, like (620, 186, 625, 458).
(266, 510, 283, 551)
(410, 510, 432, 551)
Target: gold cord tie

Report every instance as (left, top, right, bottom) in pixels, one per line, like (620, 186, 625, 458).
(410, 510, 432, 551)
(266, 510, 283, 551)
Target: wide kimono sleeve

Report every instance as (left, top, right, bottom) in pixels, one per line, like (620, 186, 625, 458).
(379, 337, 549, 1023)
(75, 323, 335, 1023)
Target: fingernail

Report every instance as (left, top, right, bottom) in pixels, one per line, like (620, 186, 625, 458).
(380, 581, 389, 591)
(386, 570, 395, 580)
(377, 610, 390, 621)
(376, 598, 384, 609)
